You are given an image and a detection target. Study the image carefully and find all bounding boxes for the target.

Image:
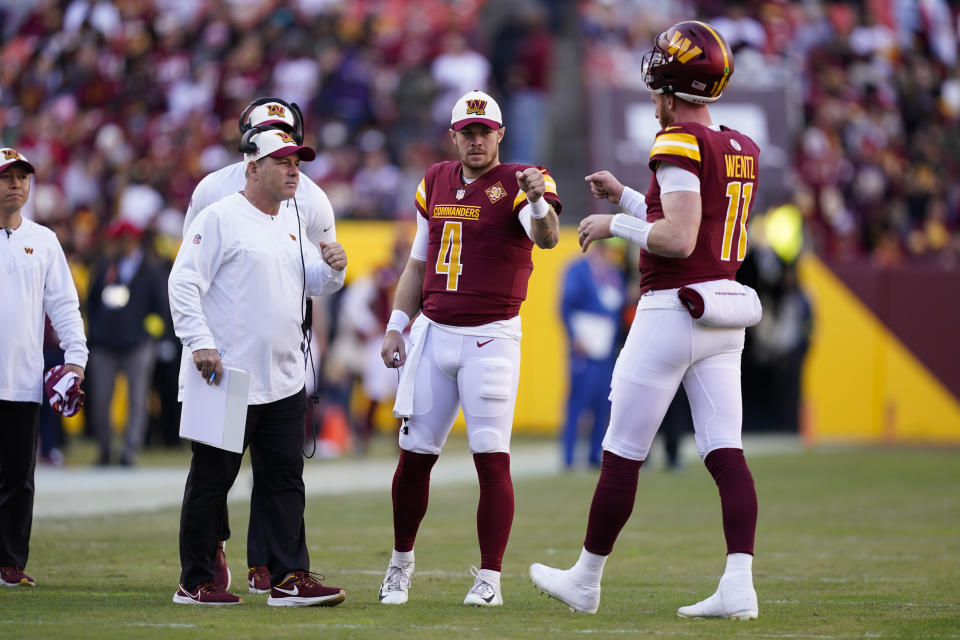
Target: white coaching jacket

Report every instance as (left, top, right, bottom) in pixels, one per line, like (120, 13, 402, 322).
(0, 218, 88, 403)
(169, 193, 344, 405)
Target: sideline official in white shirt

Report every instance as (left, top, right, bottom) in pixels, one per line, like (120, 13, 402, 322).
(181, 98, 339, 588)
(168, 130, 347, 607)
(0, 148, 87, 588)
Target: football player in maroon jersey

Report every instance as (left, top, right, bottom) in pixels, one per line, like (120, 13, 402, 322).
(529, 21, 762, 619)
(377, 90, 561, 607)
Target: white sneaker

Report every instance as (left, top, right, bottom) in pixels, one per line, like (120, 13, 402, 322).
(463, 566, 502, 607)
(529, 563, 600, 615)
(677, 574, 758, 620)
(378, 560, 414, 605)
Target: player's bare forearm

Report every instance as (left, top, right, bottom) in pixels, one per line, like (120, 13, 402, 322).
(515, 167, 558, 249)
(648, 191, 701, 258)
(532, 207, 559, 249)
(381, 257, 424, 368)
(392, 257, 426, 318)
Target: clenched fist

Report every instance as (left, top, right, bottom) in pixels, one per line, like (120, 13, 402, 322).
(320, 241, 347, 272)
(584, 170, 625, 204)
(516, 167, 545, 201)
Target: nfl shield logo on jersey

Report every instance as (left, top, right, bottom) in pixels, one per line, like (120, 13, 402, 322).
(456, 188, 466, 200)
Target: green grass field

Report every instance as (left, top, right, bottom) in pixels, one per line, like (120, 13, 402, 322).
(2, 441, 958, 639)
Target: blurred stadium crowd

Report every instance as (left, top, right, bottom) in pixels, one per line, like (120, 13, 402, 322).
(2, 0, 957, 463)
(1, 0, 555, 243)
(582, 0, 960, 265)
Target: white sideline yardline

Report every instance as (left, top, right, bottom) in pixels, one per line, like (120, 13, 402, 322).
(32, 435, 800, 518)
(31, 445, 553, 518)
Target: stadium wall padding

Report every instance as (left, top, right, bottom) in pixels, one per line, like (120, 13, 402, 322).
(798, 255, 960, 443)
(73, 222, 959, 444)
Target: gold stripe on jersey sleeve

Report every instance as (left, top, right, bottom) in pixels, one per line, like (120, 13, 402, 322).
(415, 179, 426, 211)
(650, 133, 701, 162)
(513, 191, 528, 209)
(542, 175, 558, 195)
(654, 132, 698, 147)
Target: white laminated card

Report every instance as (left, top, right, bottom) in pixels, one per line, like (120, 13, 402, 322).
(179, 367, 250, 453)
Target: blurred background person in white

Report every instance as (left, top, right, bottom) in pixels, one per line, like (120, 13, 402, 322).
(336, 226, 412, 454)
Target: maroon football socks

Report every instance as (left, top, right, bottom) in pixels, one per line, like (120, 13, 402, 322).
(583, 450, 644, 555)
(704, 447, 757, 555)
(473, 452, 514, 572)
(391, 449, 439, 552)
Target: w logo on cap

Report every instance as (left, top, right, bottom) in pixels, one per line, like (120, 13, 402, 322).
(2, 149, 20, 160)
(267, 104, 286, 117)
(465, 99, 487, 115)
(278, 131, 294, 144)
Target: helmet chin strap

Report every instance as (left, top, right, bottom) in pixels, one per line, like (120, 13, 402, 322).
(673, 91, 720, 105)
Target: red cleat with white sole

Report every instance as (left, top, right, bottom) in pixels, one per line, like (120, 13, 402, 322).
(267, 571, 345, 607)
(1, 566, 35, 587)
(173, 581, 242, 605)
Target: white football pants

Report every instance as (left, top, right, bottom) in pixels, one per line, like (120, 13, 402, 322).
(602, 288, 746, 461)
(399, 323, 521, 455)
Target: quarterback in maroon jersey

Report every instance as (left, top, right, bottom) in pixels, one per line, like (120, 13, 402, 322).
(377, 90, 561, 607)
(530, 21, 763, 620)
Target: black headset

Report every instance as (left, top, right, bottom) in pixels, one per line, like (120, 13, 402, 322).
(237, 125, 273, 156)
(238, 97, 305, 147)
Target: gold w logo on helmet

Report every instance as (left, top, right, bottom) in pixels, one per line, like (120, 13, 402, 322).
(666, 30, 703, 64)
(2, 149, 20, 160)
(266, 104, 286, 117)
(277, 131, 294, 143)
(465, 99, 487, 115)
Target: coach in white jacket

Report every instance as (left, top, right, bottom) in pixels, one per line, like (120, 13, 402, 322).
(168, 130, 347, 606)
(0, 148, 87, 588)
(181, 98, 337, 592)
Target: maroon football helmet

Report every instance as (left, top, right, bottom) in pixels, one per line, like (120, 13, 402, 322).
(641, 21, 734, 104)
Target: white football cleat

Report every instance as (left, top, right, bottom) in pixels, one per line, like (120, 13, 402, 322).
(463, 566, 502, 607)
(378, 559, 414, 605)
(529, 563, 600, 615)
(677, 575, 758, 620)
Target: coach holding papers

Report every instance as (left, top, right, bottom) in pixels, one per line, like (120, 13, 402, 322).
(168, 129, 347, 606)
